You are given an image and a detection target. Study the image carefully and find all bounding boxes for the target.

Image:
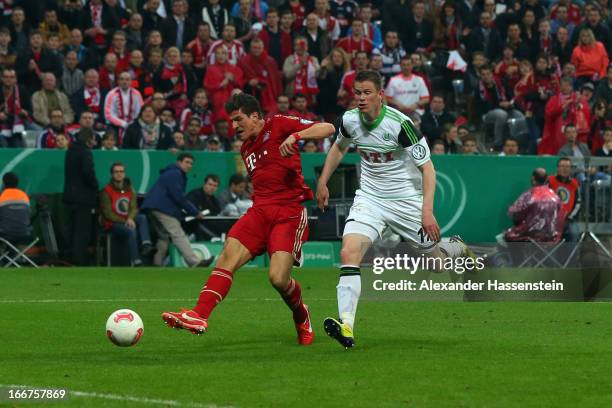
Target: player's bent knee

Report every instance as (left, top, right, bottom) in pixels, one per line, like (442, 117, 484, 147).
(268, 251, 293, 290)
(215, 238, 252, 272)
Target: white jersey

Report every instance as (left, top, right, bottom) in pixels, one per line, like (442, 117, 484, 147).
(385, 73, 429, 115)
(336, 105, 430, 201)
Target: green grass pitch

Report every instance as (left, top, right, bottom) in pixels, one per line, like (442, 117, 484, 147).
(2, 267, 612, 408)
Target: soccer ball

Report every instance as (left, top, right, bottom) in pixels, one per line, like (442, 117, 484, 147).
(106, 309, 144, 347)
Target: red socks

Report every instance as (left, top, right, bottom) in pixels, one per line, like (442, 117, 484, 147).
(278, 278, 308, 324)
(193, 268, 234, 319)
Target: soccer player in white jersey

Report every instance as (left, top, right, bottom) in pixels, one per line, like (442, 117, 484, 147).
(316, 70, 470, 348)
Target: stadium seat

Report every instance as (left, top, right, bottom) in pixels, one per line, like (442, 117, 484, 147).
(22, 131, 43, 148)
(518, 238, 567, 269)
(0, 236, 39, 268)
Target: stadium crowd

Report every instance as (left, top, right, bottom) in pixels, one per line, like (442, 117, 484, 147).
(0, 0, 609, 156)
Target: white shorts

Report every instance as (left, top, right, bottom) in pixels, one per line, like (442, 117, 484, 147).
(343, 191, 437, 253)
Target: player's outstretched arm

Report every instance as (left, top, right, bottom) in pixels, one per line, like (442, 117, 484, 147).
(316, 142, 349, 210)
(419, 160, 440, 242)
(279, 122, 335, 157)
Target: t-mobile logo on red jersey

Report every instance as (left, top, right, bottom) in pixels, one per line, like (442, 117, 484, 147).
(245, 150, 268, 172)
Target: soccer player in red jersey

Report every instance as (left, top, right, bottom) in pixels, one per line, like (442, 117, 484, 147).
(162, 93, 335, 345)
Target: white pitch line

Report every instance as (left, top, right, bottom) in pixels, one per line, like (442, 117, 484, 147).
(0, 384, 232, 408)
(0, 297, 334, 304)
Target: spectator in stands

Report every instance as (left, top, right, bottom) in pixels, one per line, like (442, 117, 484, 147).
(504, 168, 563, 243)
(495, 45, 521, 91)
(337, 50, 368, 109)
(283, 36, 320, 102)
(122, 104, 174, 150)
(32, 73, 74, 128)
(71, 69, 103, 125)
(499, 137, 520, 156)
(8, 7, 30, 54)
(110, 31, 131, 73)
(63, 127, 98, 266)
(66, 29, 98, 72)
(0, 28, 17, 70)
(187, 174, 221, 216)
(184, 116, 206, 150)
(39, 9, 70, 47)
(100, 161, 155, 266)
(270, 94, 290, 116)
(301, 12, 331, 63)
(431, 1, 464, 54)
(558, 123, 591, 157)
(205, 135, 223, 152)
(171, 130, 185, 152)
(38, 108, 73, 149)
(595, 127, 612, 157)
(462, 134, 478, 155)
(218, 173, 248, 213)
(550, 1, 580, 34)
(337, 18, 373, 61)
(593, 64, 612, 106)
(553, 26, 573, 67)
(386, 56, 430, 117)
(142, 0, 166, 33)
(0, 68, 30, 146)
(372, 30, 405, 83)
(466, 11, 501, 62)
(207, 23, 245, 65)
(238, 38, 283, 114)
(141, 152, 212, 267)
(317, 47, 350, 119)
(232, 0, 257, 43)
(81, 0, 121, 51)
(61, 51, 84, 98)
(572, 7, 611, 58)
(160, 0, 197, 50)
(100, 130, 118, 151)
(476, 64, 527, 151)
(289, 93, 318, 121)
(302, 139, 319, 153)
(160, 106, 178, 131)
(186, 23, 213, 80)
(404, 0, 433, 54)
(104, 71, 144, 141)
(351, 3, 382, 48)
(438, 123, 461, 154)
(548, 157, 581, 241)
(205, 45, 244, 116)
(420, 94, 455, 143)
(126, 13, 145, 51)
(0, 172, 31, 242)
(539, 76, 591, 155)
(257, 8, 290, 69)
(153, 46, 190, 114)
(313, 0, 340, 42)
(15, 30, 62, 95)
(431, 139, 445, 154)
(126, 50, 153, 98)
(201, 0, 230, 41)
(570, 28, 609, 87)
(179, 88, 214, 136)
(99, 52, 118, 91)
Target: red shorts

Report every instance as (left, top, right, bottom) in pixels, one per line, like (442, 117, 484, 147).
(227, 203, 309, 263)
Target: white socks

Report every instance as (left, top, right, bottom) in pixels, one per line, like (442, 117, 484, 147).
(337, 265, 361, 330)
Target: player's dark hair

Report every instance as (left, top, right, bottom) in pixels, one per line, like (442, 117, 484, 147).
(177, 152, 194, 162)
(354, 70, 383, 90)
(229, 173, 246, 186)
(532, 168, 548, 185)
(205, 174, 220, 184)
(110, 162, 124, 174)
(2, 172, 18, 188)
(224, 92, 263, 118)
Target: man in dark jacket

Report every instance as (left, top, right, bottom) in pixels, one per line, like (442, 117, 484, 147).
(141, 153, 211, 266)
(0, 172, 31, 241)
(14, 31, 63, 95)
(63, 127, 99, 265)
(420, 94, 456, 143)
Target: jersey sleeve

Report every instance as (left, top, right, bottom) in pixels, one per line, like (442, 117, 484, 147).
(408, 136, 431, 167)
(334, 114, 352, 149)
(275, 115, 315, 137)
(417, 77, 430, 100)
(397, 118, 422, 147)
(384, 77, 395, 98)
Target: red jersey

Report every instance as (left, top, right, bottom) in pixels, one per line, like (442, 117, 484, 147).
(241, 115, 315, 206)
